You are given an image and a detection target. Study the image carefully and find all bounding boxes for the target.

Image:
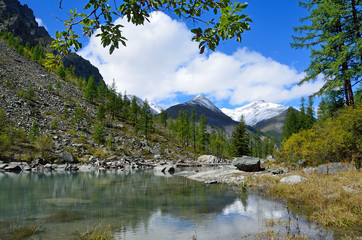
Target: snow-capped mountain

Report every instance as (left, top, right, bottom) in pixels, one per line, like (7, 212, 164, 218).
(188, 94, 224, 114)
(149, 102, 163, 114)
(221, 100, 289, 126)
(165, 95, 238, 134)
(126, 95, 163, 115)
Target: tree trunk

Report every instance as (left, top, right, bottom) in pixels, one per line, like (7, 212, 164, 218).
(342, 62, 354, 106)
(346, 78, 355, 107)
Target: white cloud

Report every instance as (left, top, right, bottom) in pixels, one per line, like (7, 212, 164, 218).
(79, 11, 323, 108)
(35, 18, 47, 30)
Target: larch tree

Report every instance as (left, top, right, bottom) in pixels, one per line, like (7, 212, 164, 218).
(197, 114, 208, 153)
(83, 75, 98, 103)
(191, 109, 197, 154)
(282, 107, 301, 141)
(292, 0, 361, 107)
(230, 117, 249, 157)
(140, 100, 153, 139)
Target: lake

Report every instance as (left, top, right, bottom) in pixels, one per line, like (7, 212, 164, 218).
(0, 169, 334, 239)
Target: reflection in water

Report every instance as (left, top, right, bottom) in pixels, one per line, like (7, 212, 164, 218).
(0, 170, 334, 239)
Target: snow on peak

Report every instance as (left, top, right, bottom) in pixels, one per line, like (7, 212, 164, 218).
(149, 102, 162, 114)
(188, 95, 222, 113)
(221, 101, 289, 126)
(126, 95, 163, 115)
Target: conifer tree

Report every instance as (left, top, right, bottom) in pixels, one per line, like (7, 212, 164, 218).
(317, 90, 345, 120)
(230, 117, 250, 157)
(122, 92, 131, 120)
(74, 104, 84, 123)
(299, 97, 307, 129)
(160, 109, 168, 128)
(140, 100, 153, 139)
(129, 96, 140, 126)
(176, 110, 189, 147)
(29, 119, 39, 142)
(282, 107, 301, 141)
(191, 109, 197, 154)
(197, 114, 208, 153)
(97, 104, 106, 122)
(306, 96, 315, 128)
(97, 82, 107, 104)
(83, 76, 97, 103)
(105, 80, 117, 119)
(292, 0, 361, 107)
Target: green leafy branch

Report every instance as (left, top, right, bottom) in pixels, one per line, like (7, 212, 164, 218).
(46, 0, 251, 70)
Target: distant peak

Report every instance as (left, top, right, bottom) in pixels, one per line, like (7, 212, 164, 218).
(192, 94, 207, 101)
(189, 94, 212, 105)
(187, 94, 222, 113)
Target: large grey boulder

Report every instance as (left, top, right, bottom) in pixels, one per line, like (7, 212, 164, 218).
(317, 162, 356, 174)
(3, 162, 22, 172)
(197, 155, 221, 164)
(60, 152, 79, 164)
(232, 156, 261, 172)
(280, 175, 306, 184)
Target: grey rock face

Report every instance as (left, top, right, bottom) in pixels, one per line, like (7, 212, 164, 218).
(60, 152, 79, 164)
(153, 165, 175, 175)
(3, 162, 22, 172)
(232, 156, 261, 172)
(197, 155, 221, 164)
(303, 167, 315, 174)
(280, 175, 306, 184)
(0, 163, 8, 169)
(317, 162, 356, 174)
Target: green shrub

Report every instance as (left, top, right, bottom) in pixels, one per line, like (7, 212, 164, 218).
(17, 89, 26, 99)
(26, 84, 36, 100)
(51, 118, 58, 130)
(0, 134, 11, 153)
(29, 120, 39, 142)
(57, 65, 66, 80)
(35, 135, 54, 159)
(55, 81, 61, 94)
(47, 82, 53, 91)
(278, 105, 362, 166)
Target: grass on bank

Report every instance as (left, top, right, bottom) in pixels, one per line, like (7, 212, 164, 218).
(69, 225, 114, 240)
(246, 169, 362, 232)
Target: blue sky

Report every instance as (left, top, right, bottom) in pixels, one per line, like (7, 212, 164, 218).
(20, 0, 323, 109)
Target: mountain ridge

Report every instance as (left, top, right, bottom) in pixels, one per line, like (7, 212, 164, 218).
(221, 100, 289, 126)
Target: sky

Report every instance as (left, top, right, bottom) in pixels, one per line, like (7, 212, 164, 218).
(19, 0, 324, 109)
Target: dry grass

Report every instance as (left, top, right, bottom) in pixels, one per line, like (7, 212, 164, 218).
(246, 170, 362, 230)
(69, 225, 114, 240)
(253, 230, 308, 240)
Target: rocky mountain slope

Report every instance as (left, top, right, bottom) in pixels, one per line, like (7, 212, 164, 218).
(0, 37, 194, 164)
(0, 0, 196, 165)
(0, 0, 104, 84)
